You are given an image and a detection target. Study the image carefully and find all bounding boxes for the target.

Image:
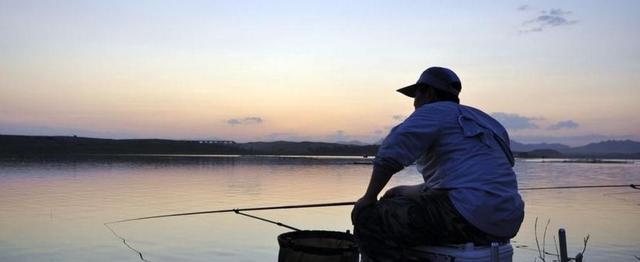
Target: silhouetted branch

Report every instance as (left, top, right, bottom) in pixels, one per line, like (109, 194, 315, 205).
(581, 235, 590, 256)
(553, 236, 560, 261)
(534, 217, 544, 261)
(534, 217, 554, 261)
(542, 218, 550, 260)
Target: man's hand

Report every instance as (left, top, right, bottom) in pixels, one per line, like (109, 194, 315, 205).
(351, 196, 377, 225)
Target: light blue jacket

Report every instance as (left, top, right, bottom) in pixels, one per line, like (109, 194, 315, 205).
(375, 101, 524, 238)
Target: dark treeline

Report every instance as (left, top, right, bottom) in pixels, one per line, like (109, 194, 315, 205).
(1, 135, 638, 159)
(0, 135, 379, 157)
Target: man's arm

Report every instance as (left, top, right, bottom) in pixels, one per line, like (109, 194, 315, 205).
(351, 164, 397, 224)
(361, 165, 396, 201)
(351, 106, 441, 223)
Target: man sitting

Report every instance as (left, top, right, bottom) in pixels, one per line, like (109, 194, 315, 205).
(351, 67, 524, 261)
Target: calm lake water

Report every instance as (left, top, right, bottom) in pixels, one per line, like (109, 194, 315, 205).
(0, 155, 639, 262)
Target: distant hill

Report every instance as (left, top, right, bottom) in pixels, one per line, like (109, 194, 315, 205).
(335, 140, 368, 146)
(563, 140, 640, 155)
(513, 149, 564, 158)
(510, 139, 640, 159)
(510, 140, 571, 152)
(239, 141, 377, 156)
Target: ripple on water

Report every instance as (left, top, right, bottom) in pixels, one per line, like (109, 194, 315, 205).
(0, 156, 638, 261)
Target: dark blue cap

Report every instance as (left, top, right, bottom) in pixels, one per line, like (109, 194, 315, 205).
(397, 67, 461, 98)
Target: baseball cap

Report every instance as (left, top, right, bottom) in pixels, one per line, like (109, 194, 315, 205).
(397, 67, 461, 98)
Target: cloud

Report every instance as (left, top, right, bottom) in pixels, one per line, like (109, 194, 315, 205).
(490, 112, 540, 130)
(226, 119, 242, 125)
(518, 8, 578, 34)
(325, 130, 349, 142)
(226, 116, 263, 126)
(392, 115, 405, 121)
(244, 117, 263, 123)
(547, 120, 579, 130)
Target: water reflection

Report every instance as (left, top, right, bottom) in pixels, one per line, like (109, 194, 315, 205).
(0, 156, 638, 261)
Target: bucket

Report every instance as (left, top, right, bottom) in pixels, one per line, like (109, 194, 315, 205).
(277, 230, 359, 262)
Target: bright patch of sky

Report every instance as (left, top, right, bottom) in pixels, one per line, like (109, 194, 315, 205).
(1, 0, 638, 145)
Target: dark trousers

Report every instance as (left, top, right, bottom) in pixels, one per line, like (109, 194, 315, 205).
(353, 190, 504, 262)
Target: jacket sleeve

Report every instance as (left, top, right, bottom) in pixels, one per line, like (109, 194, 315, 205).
(374, 108, 440, 170)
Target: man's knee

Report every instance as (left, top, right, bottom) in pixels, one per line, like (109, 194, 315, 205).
(353, 205, 381, 238)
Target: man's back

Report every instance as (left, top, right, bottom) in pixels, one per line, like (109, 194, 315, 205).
(377, 101, 524, 237)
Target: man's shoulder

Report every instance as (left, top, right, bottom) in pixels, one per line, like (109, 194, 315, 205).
(459, 104, 486, 113)
(457, 104, 494, 118)
(458, 104, 508, 133)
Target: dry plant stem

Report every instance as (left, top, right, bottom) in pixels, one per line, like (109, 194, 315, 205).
(531, 218, 590, 262)
(534, 217, 561, 261)
(542, 219, 550, 261)
(534, 217, 544, 261)
(553, 236, 560, 261)
(581, 235, 590, 256)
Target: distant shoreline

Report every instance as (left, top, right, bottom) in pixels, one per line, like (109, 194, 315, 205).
(0, 134, 379, 157)
(0, 154, 635, 167)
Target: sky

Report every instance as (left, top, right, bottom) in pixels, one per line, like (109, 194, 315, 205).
(1, 0, 639, 146)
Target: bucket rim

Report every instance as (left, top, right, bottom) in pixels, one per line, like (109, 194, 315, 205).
(277, 230, 358, 256)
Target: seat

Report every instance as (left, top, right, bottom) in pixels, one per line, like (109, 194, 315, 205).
(403, 241, 513, 262)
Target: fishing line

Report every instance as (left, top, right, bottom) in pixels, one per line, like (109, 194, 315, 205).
(234, 209, 301, 231)
(104, 205, 325, 260)
(603, 190, 640, 205)
(104, 223, 150, 262)
(520, 184, 640, 205)
(511, 243, 559, 257)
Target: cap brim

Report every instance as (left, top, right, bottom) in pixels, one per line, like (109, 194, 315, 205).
(397, 84, 419, 98)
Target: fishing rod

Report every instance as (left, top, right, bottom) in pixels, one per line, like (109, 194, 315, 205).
(107, 184, 638, 225)
(519, 184, 638, 191)
(106, 201, 355, 224)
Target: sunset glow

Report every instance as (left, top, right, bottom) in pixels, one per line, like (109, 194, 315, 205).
(1, 1, 639, 145)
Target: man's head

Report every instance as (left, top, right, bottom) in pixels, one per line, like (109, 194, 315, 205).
(397, 67, 461, 108)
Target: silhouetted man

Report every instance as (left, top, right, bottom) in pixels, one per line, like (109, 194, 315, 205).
(351, 67, 524, 261)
